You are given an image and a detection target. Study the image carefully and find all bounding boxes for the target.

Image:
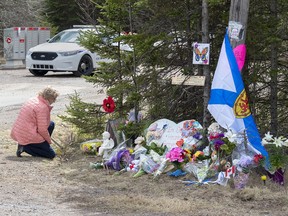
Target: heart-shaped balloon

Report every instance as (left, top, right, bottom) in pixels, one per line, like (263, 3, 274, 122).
(145, 118, 203, 149)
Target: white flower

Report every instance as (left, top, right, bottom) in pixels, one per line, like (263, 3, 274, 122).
(273, 136, 285, 148)
(282, 139, 288, 147)
(224, 130, 237, 143)
(261, 138, 270, 146)
(134, 136, 145, 145)
(264, 131, 273, 141)
(85, 108, 89, 112)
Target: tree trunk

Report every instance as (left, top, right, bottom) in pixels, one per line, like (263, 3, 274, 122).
(269, 0, 278, 135)
(202, 0, 211, 131)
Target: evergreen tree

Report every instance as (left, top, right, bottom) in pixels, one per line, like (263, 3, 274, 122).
(76, 0, 228, 136)
(80, 0, 207, 125)
(60, 0, 288, 139)
(245, 0, 288, 136)
(42, 0, 104, 31)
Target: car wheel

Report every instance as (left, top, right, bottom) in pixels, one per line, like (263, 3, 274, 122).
(29, 69, 48, 76)
(73, 55, 93, 77)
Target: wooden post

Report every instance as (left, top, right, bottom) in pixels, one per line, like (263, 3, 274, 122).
(228, 0, 250, 50)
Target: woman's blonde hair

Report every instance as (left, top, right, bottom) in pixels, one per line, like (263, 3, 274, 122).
(38, 86, 59, 101)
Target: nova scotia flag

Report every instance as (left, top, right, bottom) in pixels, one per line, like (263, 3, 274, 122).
(208, 32, 270, 168)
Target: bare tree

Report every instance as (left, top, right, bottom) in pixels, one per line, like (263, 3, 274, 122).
(75, 0, 100, 25)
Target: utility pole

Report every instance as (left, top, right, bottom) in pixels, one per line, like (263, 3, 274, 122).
(228, 0, 250, 53)
(228, 0, 251, 183)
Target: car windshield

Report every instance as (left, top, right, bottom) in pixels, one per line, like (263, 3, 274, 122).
(48, 31, 80, 43)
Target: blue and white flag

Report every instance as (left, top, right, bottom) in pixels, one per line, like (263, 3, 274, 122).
(208, 32, 270, 168)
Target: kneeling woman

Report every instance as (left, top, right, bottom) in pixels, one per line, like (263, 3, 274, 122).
(11, 86, 59, 159)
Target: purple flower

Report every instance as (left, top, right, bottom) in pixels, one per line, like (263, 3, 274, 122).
(218, 133, 225, 138)
(193, 132, 202, 140)
(214, 139, 225, 151)
(214, 139, 225, 145)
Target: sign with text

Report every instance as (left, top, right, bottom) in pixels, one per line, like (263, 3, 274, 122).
(172, 75, 205, 86)
(145, 119, 203, 150)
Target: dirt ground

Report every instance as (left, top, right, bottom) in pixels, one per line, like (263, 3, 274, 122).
(1, 69, 288, 216)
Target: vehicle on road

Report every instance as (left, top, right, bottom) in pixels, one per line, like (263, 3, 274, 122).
(25, 26, 108, 77)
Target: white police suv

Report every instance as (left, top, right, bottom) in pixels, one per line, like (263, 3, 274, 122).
(26, 27, 106, 77)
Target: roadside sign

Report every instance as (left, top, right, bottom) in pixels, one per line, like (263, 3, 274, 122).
(172, 75, 205, 86)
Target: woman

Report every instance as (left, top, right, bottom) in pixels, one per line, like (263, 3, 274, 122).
(10, 86, 59, 159)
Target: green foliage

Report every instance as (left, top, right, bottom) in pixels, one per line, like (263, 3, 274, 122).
(220, 137, 236, 156)
(78, 0, 210, 127)
(118, 121, 146, 140)
(41, 0, 104, 31)
(42, 0, 82, 30)
(245, 0, 288, 136)
(143, 142, 167, 156)
(58, 92, 106, 137)
(265, 145, 288, 173)
(43, 0, 288, 139)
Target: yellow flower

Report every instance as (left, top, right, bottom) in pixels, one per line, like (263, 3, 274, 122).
(183, 149, 192, 161)
(128, 148, 134, 154)
(261, 175, 267, 181)
(194, 151, 204, 157)
(193, 150, 204, 161)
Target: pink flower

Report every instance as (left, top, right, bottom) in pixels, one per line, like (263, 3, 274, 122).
(166, 147, 184, 163)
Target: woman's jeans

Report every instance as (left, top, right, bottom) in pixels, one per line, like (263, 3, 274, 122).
(22, 121, 56, 159)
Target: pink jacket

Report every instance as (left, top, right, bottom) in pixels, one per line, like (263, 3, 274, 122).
(11, 96, 53, 145)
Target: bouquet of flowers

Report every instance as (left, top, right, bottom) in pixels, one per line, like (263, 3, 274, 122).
(166, 146, 195, 170)
(80, 140, 102, 155)
(262, 132, 288, 185)
(262, 132, 288, 172)
(208, 128, 237, 162)
(183, 160, 210, 183)
(166, 147, 186, 166)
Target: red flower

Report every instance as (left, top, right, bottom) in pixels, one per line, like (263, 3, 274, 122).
(253, 154, 263, 163)
(102, 96, 116, 113)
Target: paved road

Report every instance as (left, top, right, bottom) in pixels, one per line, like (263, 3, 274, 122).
(0, 69, 106, 130)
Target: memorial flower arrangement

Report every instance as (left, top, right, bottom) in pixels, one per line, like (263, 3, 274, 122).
(80, 141, 102, 154)
(166, 147, 186, 163)
(262, 132, 288, 173)
(91, 119, 288, 188)
(165, 146, 193, 169)
(208, 130, 237, 161)
(166, 137, 209, 171)
(233, 154, 262, 174)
